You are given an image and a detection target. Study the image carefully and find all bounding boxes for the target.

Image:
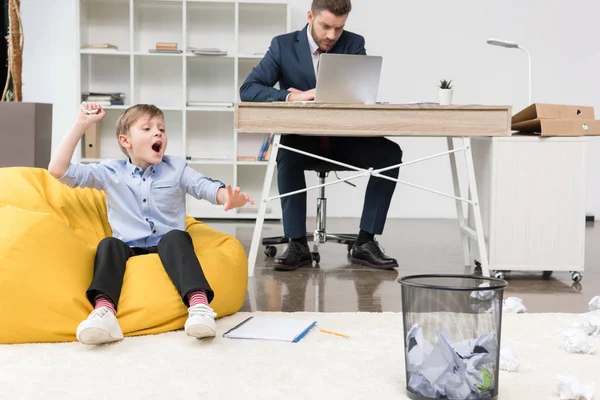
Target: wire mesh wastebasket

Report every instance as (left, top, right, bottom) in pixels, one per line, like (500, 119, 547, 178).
(398, 274, 508, 400)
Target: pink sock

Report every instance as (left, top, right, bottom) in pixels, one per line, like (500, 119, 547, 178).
(95, 296, 116, 315)
(188, 290, 209, 307)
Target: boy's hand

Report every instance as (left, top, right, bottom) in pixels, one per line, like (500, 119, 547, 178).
(222, 184, 254, 211)
(77, 102, 105, 126)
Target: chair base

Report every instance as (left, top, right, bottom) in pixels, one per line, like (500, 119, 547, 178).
(262, 232, 357, 264)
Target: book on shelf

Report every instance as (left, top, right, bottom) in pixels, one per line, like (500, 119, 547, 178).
(151, 42, 182, 54)
(81, 43, 118, 50)
(237, 156, 257, 161)
(188, 47, 227, 56)
(82, 92, 126, 106)
(257, 133, 273, 161)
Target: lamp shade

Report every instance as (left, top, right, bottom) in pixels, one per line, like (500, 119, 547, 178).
(486, 38, 519, 49)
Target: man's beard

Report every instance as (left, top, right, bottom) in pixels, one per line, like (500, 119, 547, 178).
(310, 23, 333, 51)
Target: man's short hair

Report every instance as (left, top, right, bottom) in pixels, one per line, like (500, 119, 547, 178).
(311, 0, 352, 16)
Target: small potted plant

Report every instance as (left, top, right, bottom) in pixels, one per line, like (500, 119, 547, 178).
(438, 79, 453, 105)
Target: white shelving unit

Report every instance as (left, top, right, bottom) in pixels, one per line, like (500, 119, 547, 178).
(76, 0, 291, 219)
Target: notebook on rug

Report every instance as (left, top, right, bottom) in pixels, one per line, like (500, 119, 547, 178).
(223, 316, 317, 343)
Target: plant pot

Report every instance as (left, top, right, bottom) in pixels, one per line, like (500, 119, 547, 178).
(439, 89, 453, 105)
(0, 102, 53, 168)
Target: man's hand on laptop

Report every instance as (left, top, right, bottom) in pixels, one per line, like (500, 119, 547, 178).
(287, 88, 315, 102)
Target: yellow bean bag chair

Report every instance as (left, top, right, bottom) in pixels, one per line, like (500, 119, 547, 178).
(0, 167, 248, 344)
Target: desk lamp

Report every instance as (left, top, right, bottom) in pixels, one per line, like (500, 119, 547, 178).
(486, 38, 532, 105)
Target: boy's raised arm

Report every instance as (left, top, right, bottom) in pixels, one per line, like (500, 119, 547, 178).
(48, 103, 108, 190)
(48, 103, 105, 179)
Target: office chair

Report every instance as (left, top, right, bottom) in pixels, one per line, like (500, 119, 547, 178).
(262, 160, 358, 265)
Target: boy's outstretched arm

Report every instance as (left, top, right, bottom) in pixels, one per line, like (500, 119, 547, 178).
(48, 103, 105, 179)
(182, 167, 254, 210)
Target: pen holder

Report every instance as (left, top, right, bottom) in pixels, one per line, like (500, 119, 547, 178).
(398, 274, 507, 400)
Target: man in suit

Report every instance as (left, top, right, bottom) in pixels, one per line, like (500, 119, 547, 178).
(240, 0, 403, 271)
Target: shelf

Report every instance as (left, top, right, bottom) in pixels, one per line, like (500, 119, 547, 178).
(134, 55, 183, 108)
(186, 106, 234, 112)
(80, 0, 130, 52)
(134, 0, 183, 54)
(187, 1, 235, 56)
(81, 53, 130, 106)
(187, 56, 235, 103)
(186, 111, 234, 160)
(78, 0, 289, 220)
(80, 49, 130, 56)
(134, 51, 184, 57)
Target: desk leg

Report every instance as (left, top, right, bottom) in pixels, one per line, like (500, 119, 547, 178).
(247, 134, 281, 278)
(447, 137, 471, 268)
(463, 137, 490, 277)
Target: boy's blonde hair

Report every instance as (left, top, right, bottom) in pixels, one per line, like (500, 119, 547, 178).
(115, 104, 164, 156)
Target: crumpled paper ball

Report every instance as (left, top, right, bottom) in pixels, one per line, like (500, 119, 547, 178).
(499, 347, 519, 372)
(556, 374, 596, 400)
(560, 329, 595, 355)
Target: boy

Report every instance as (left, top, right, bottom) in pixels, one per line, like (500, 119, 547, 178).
(48, 102, 253, 345)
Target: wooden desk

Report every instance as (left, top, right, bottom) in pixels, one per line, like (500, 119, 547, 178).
(235, 102, 512, 277)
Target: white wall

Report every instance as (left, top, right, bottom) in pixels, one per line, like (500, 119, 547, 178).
(292, 0, 600, 219)
(21, 0, 79, 160)
(21, 0, 600, 219)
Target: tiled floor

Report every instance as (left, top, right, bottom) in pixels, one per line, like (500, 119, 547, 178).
(208, 218, 598, 314)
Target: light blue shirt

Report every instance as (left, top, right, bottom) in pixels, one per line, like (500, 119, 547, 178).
(59, 155, 225, 247)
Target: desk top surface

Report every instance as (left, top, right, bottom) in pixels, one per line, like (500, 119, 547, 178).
(235, 102, 511, 111)
(234, 102, 512, 137)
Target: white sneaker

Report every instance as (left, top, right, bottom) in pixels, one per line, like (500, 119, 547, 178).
(185, 304, 217, 339)
(76, 307, 124, 345)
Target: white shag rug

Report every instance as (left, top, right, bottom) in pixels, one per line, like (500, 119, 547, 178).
(0, 312, 598, 399)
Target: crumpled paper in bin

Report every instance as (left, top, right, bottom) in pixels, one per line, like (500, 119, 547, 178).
(470, 283, 494, 301)
(405, 324, 498, 399)
(556, 374, 596, 400)
(589, 296, 600, 312)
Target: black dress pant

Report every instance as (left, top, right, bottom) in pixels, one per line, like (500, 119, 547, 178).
(276, 135, 403, 239)
(87, 230, 214, 311)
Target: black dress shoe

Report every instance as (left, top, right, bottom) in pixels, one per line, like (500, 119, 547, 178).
(350, 240, 398, 270)
(273, 241, 313, 271)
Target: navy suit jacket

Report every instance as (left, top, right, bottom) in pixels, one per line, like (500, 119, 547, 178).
(239, 24, 366, 102)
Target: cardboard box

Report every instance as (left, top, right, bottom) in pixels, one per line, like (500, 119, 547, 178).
(512, 103, 595, 124)
(512, 118, 600, 136)
(83, 121, 101, 158)
(511, 103, 598, 136)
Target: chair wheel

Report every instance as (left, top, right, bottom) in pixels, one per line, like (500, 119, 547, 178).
(264, 246, 277, 257)
(347, 243, 354, 253)
(571, 271, 583, 283)
(311, 252, 321, 264)
(542, 270, 553, 278)
(493, 270, 505, 280)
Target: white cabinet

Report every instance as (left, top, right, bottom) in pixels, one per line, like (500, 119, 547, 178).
(469, 136, 587, 281)
(77, 0, 291, 220)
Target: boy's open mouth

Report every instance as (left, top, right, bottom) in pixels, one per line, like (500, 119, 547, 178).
(152, 141, 162, 153)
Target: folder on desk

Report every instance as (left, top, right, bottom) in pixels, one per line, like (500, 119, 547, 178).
(511, 103, 600, 136)
(223, 316, 317, 343)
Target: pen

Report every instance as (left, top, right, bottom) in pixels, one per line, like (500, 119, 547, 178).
(320, 329, 349, 339)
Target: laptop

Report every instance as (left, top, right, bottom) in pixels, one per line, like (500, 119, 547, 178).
(314, 54, 383, 104)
